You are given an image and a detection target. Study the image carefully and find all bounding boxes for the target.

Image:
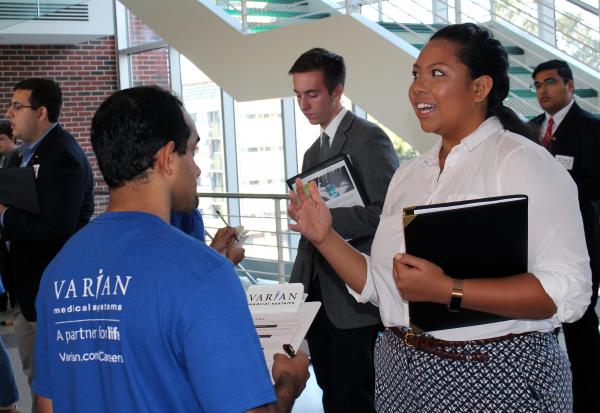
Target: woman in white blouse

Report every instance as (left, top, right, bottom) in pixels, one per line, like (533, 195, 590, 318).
(289, 23, 591, 412)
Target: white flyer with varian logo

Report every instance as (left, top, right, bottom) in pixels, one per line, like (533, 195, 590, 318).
(246, 283, 320, 379)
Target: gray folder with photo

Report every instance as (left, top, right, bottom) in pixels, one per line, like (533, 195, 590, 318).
(287, 153, 367, 208)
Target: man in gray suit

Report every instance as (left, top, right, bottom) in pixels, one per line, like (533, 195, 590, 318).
(289, 48, 398, 413)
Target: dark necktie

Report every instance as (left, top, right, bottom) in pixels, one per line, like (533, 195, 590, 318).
(318, 133, 330, 163)
(542, 117, 554, 148)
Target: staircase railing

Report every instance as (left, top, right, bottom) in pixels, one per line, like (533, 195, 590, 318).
(207, 0, 599, 114)
(366, 0, 600, 113)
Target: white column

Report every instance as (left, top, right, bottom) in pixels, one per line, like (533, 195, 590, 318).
(432, 0, 449, 24)
(168, 47, 182, 97)
(114, 0, 131, 90)
(221, 90, 241, 226)
(538, 0, 556, 45)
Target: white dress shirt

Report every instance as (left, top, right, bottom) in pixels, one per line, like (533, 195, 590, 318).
(349, 117, 591, 340)
(539, 99, 574, 143)
(321, 107, 348, 147)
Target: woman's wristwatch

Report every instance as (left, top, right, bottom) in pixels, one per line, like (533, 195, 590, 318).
(448, 279, 464, 312)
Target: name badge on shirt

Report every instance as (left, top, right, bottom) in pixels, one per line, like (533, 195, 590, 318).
(555, 154, 574, 171)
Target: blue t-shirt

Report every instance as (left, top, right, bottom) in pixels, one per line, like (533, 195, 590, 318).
(171, 209, 206, 242)
(33, 212, 274, 413)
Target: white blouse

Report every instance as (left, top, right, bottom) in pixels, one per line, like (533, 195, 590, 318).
(349, 117, 592, 340)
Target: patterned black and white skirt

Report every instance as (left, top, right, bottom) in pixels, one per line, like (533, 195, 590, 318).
(374, 328, 572, 412)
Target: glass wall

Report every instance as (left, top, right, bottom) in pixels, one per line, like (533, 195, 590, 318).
(234, 98, 286, 260)
(179, 55, 227, 237)
(116, 7, 170, 90)
(115, 1, 418, 269)
(235, 99, 285, 194)
(130, 47, 170, 89)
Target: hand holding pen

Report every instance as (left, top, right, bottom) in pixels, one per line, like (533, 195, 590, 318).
(283, 344, 296, 358)
(272, 346, 310, 399)
(213, 207, 239, 242)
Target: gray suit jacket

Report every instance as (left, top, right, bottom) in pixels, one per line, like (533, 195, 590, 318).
(290, 111, 399, 329)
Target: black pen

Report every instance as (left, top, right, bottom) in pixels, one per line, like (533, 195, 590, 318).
(214, 207, 239, 242)
(283, 343, 296, 358)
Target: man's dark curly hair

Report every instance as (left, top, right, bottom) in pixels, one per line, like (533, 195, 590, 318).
(91, 86, 190, 188)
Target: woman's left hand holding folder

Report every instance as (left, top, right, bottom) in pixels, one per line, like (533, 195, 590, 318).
(393, 253, 453, 304)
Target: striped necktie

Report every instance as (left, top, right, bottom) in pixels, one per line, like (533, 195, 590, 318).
(542, 116, 554, 148)
(318, 133, 330, 163)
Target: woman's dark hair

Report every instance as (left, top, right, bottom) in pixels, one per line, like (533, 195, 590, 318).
(430, 23, 536, 140)
(91, 86, 190, 188)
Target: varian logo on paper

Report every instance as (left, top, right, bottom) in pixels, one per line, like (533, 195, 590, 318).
(246, 283, 305, 313)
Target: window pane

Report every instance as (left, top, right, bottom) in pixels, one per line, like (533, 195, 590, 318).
(126, 11, 163, 48)
(235, 98, 285, 193)
(179, 55, 226, 234)
(366, 114, 418, 163)
(235, 99, 286, 261)
(130, 48, 170, 89)
(555, 0, 600, 66)
(494, 0, 538, 36)
(380, 0, 436, 24)
(456, 0, 491, 22)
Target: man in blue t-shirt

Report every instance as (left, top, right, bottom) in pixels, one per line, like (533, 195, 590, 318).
(32, 86, 309, 413)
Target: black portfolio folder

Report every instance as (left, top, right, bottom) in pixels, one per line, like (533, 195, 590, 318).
(0, 167, 39, 215)
(403, 195, 528, 332)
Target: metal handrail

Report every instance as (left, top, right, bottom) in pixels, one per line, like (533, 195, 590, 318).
(198, 191, 289, 200)
(497, 0, 599, 52)
(386, 0, 599, 111)
(358, 0, 564, 115)
(198, 191, 294, 283)
(567, 0, 599, 16)
(460, 0, 600, 103)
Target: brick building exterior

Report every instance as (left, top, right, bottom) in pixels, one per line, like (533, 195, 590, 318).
(0, 37, 118, 212)
(0, 15, 171, 214)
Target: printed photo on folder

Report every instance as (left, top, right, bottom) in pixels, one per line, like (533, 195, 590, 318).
(403, 195, 528, 332)
(287, 153, 367, 208)
(0, 167, 39, 215)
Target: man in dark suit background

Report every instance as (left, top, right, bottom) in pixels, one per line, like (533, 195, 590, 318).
(528, 59, 600, 412)
(0, 78, 94, 413)
(0, 121, 20, 169)
(0, 121, 21, 313)
(289, 48, 398, 413)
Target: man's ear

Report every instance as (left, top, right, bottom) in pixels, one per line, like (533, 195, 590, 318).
(332, 83, 343, 101)
(36, 106, 49, 123)
(472, 75, 493, 103)
(566, 79, 575, 95)
(155, 141, 177, 176)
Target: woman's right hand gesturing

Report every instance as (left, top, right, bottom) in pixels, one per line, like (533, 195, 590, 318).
(288, 178, 332, 246)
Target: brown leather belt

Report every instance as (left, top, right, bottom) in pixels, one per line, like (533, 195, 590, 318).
(391, 327, 531, 362)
